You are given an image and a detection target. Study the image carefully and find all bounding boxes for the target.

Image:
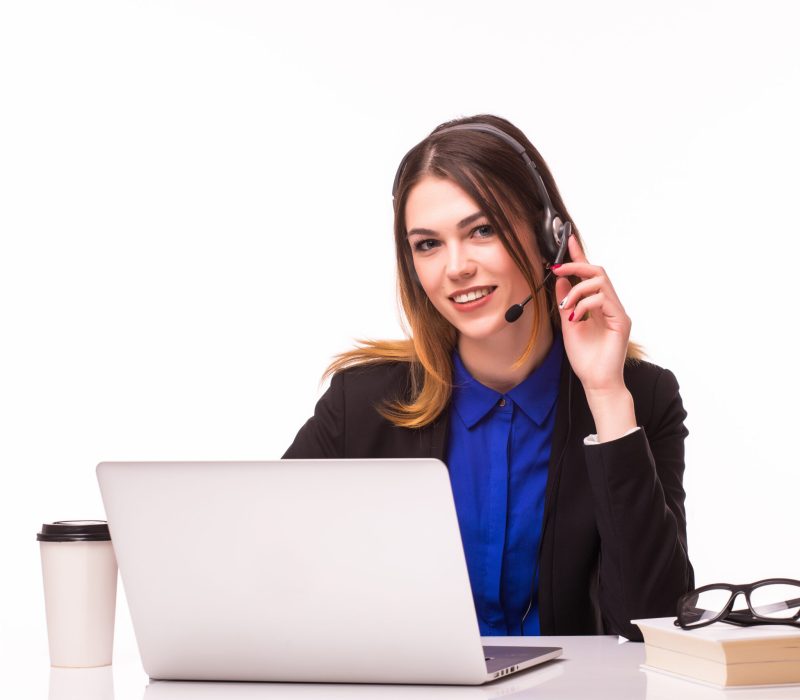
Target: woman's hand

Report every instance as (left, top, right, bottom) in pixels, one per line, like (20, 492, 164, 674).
(552, 229, 637, 441)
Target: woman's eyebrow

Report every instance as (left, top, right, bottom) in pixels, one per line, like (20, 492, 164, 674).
(406, 211, 485, 238)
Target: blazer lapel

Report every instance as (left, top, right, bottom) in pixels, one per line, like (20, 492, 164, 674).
(537, 352, 575, 634)
(544, 356, 574, 516)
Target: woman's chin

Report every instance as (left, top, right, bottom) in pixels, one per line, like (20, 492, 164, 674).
(451, 316, 510, 343)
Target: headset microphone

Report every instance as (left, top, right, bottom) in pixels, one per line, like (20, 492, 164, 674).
(505, 221, 573, 323)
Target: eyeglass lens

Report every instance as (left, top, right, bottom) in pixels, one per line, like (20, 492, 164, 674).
(750, 583, 800, 619)
(680, 588, 734, 626)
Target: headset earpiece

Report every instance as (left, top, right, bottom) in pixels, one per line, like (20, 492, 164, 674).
(552, 221, 572, 267)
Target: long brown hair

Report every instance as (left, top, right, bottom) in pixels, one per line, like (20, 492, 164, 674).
(326, 114, 644, 428)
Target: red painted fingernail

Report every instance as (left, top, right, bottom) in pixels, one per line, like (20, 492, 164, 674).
(568, 311, 574, 322)
(551, 264, 562, 269)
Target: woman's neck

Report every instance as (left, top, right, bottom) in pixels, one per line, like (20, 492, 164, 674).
(457, 319, 554, 394)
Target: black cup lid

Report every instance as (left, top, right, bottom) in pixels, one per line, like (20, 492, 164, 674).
(37, 520, 111, 542)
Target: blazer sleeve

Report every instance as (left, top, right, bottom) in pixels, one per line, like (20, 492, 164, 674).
(583, 367, 693, 641)
(282, 372, 345, 459)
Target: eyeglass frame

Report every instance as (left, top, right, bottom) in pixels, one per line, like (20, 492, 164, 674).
(674, 577, 800, 630)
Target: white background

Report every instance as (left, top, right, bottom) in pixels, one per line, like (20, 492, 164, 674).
(2, 0, 799, 695)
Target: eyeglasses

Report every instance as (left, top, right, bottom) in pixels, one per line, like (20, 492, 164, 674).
(674, 578, 800, 630)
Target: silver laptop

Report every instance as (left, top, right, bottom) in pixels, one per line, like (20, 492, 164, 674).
(97, 459, 561, 685)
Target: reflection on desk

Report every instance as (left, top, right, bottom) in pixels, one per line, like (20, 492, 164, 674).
(43, 637, 800, 700)
(49, 666, 114, 700)
(145, 661, 563, 699)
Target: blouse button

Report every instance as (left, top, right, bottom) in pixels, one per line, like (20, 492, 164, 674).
(498, 398, 506, 407)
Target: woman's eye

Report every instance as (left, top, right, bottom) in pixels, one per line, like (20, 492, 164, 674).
(413, 238, 439, 253)
(473, 224, 494, 238)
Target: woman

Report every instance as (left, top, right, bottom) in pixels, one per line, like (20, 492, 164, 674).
(283, 114, 692, 641)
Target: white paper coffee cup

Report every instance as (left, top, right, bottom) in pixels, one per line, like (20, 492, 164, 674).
(38, 520, 118, 668)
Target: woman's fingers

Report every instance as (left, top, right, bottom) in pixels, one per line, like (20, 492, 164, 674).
(568, 292, 631, 331)
(553, 260, 606, 279)
(566, 292, 607, 322)
(565, 226, 588, 263)
(555, 262, 624, 311)
(552, 232, 627, 327)
(554, 276, 573, 313)
(557, 276, 603, 311)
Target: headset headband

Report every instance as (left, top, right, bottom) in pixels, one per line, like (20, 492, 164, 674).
(391, 122, 564, 261)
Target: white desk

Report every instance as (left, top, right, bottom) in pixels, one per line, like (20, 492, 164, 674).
(44, 636, 800, 700)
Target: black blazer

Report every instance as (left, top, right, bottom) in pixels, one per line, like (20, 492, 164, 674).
(283, 353, 693, 641)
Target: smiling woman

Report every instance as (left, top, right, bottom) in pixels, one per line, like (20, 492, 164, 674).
(283, 114, 693, 641)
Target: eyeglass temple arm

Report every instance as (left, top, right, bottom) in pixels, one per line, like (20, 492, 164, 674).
(684, 596, 800, 616)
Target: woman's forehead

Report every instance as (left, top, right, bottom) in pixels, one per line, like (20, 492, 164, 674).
(404, 176, 482, 227)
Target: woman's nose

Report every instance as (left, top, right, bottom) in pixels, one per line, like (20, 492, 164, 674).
(446, 246, 476, 279)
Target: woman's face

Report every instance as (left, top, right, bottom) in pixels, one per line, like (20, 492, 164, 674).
(404, 175, 538, 342)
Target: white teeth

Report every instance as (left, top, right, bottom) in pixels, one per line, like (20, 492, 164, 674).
(452, 287, 494, 304)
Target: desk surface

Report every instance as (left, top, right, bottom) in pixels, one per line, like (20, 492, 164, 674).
(42, 636, 800, 700)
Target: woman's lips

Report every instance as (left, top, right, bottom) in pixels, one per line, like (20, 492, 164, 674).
(449, 286, 497, 312)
